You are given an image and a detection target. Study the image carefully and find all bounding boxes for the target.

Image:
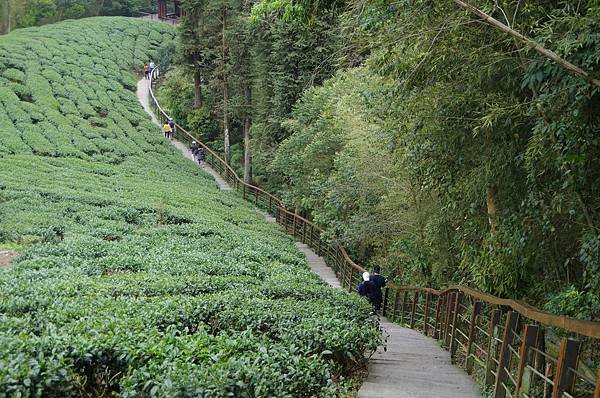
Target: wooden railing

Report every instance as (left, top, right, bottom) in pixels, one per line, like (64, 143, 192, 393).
(147, 68, 600, 398)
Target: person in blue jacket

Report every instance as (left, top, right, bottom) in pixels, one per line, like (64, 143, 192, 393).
(369, 265, 387, 312)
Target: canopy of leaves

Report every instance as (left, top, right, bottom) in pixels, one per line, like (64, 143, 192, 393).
(167, 0, 599, 318)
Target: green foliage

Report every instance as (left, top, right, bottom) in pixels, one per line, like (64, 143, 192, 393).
(0, 0, 151, 34)
(173, 0, 342, 177)
(249, 13, 341, 181)
(0, 17, 381, 396)
(250, 0, 348, 23)
(544, 287, 600, 322)
(264, 0, 600, 308)
(156, 67, 220, 142)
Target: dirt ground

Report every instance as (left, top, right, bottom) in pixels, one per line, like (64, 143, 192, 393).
(0, 250, 17, 268)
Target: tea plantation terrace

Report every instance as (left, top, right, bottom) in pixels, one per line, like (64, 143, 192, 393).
(142, 18, 600, 398)
(0, 18, 381, 397)
(141, 68, 482, 397)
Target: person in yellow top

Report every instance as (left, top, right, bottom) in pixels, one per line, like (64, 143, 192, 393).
(162, 122, 171, 139)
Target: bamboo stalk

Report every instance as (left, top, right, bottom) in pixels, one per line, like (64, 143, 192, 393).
(452, 0, 600, 88)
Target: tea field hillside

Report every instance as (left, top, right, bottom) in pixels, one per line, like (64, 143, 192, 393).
(0, 18, 380, 397)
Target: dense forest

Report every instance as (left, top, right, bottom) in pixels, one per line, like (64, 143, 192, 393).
(155, 0, 600, 320)
(0, 0, 150, 34)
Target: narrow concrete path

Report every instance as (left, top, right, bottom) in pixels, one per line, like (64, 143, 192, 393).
(136, 78, 160, 126)
(0, 250, 17, 268)
(295, 242, 341, 289)
(359, 321, 481, 397)
(136, 77, 481, 398)
(136, 78, 231, 192)
(268, 236, 481, 397)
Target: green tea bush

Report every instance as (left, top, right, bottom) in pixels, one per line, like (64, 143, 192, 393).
(0, 17, 381, 397)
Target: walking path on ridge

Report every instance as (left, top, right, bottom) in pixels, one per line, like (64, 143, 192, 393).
(0, 250, 17, 268)
(136, 77, 481, 398)
(136, 78, 231, 191)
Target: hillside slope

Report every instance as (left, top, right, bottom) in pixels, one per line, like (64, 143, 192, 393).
(0, 18, 380, 397)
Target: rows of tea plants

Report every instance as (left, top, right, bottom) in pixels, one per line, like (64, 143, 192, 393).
(0, 18, 381, 396)
(0, 17, 176, 164)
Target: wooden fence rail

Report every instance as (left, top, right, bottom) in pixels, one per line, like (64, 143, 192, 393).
(148, 68, 600, 398)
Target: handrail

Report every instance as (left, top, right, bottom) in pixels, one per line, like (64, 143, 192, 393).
(391, 284, 600, 339)
(147, 67, 599, 397)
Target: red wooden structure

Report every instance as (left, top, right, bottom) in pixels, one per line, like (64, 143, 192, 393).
(157, 0, 184, 19)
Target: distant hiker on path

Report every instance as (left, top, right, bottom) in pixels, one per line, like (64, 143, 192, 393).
(149, 61, 156, 79)
(358, 271, 377, 314)
(168, 118, 175, 138)
(369, 266, 387, 313)
(358, 271, 373, 298)
(143, 65, 150, 80)
(197, 146, 205, 164)
(162, 122, 171, 138)
(191, 141, 199, 161)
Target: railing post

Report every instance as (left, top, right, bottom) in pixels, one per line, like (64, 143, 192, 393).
(433, 294, 443, 339)
(465, 301, 482, 374)
(400, 291, 408, 325)
(551, 338, 581, 398)
(531, 328, 547, 395)
(268, 196, 272, 213)
(450, 292, 464, 360)
(348, 267, 354, 292)
(340, 251, 347, 287)
(285, 211, 290, 233)
(494, 311, 519, 398)
(243, 184, 246, 200)
(410, 291, 419, 328)
(514, 324, 539, 397)
(594, 369, 600, 398)
(443, 292, 456, 347)
(316, 234, 321, 256)
(302, 222, 306, 243)
(423, 291, 431, 335)
(392, 290, 400, 322)
(485, 309, 502, 386)
(381, 287, 389, 316)
(255, 188, 258, 205)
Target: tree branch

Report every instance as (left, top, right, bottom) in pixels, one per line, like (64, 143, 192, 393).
(451, 0, 600, 88)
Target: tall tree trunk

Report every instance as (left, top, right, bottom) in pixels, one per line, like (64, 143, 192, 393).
(222, 8, 230, 163)
(243, 85, 252, 183)
(1, 0, 6, 34)
(486, 185, 497, 235)
(193, 65, 202, 108)
(5, 0, 11, 34)
(97, 0, 106, 16)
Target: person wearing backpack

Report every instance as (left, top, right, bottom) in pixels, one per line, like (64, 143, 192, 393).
(162, 122, 170, 138)
(369, 265, 387, 313)
(143, 65, 150, 80)
(149, 61, 156, 79)
(358, 272, 375, 309)
(191, 141, 199, 161)
(168, 118, 175, 139)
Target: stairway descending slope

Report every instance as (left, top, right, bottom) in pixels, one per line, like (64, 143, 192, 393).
(136, 78, 232, 191)
(136, 77, 481, 398)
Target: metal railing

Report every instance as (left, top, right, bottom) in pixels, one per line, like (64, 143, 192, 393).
(147, 68, 600, 398)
